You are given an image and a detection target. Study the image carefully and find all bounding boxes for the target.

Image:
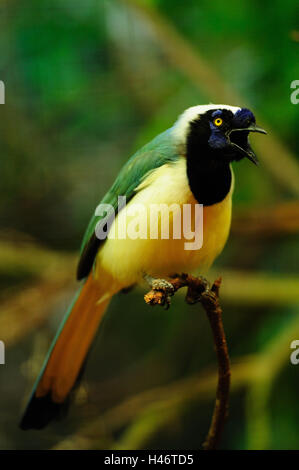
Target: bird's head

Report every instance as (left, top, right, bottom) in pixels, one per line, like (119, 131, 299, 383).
(174, 104, 267, 165)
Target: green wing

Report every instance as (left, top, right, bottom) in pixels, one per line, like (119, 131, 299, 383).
(77, 128, 180, 279)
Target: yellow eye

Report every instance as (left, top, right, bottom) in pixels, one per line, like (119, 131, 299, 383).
(214, 117, 223, 127)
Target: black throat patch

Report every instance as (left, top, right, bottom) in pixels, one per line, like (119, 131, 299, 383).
(185, 112, 233, 206)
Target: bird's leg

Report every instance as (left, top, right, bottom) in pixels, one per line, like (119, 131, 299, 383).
(143, 273, 175, 309)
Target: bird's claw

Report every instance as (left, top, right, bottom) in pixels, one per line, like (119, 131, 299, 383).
(147, 278, 175, 309)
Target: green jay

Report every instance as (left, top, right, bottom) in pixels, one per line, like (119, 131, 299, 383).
(20, 104, 266, 429)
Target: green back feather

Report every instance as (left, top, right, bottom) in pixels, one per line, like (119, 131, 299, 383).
(79, 128, 180, 258)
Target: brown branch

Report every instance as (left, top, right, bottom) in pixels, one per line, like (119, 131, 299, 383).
(144, 273, 231, 450)
(232, 201, 299, 238)
(201, 279, 231, 450)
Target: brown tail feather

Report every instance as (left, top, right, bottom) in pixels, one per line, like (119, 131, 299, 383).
(36, 273, 112, 403)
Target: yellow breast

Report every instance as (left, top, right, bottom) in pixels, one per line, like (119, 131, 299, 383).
(95, 158, 233, 287)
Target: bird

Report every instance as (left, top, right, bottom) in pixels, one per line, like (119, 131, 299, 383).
(20, 104, 266, 430)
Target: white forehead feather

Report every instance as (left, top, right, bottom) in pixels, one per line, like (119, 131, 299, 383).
(172, 104, 241, 143)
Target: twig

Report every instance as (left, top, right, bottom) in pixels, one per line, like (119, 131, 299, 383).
(201, 278, 231, 450)
(144, 273, 231, 450)
(53, 299, 299, 449)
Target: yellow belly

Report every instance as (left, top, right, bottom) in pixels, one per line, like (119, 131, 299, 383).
(95, 158, 233, 289)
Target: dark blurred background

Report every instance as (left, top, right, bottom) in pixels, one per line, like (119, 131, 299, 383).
(0, 0, 299, 450)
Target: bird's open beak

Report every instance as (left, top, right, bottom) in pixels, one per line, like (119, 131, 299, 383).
(228, 124, 267, 165)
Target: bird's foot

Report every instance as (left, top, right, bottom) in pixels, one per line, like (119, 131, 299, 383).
(143, 275, 175, 310)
